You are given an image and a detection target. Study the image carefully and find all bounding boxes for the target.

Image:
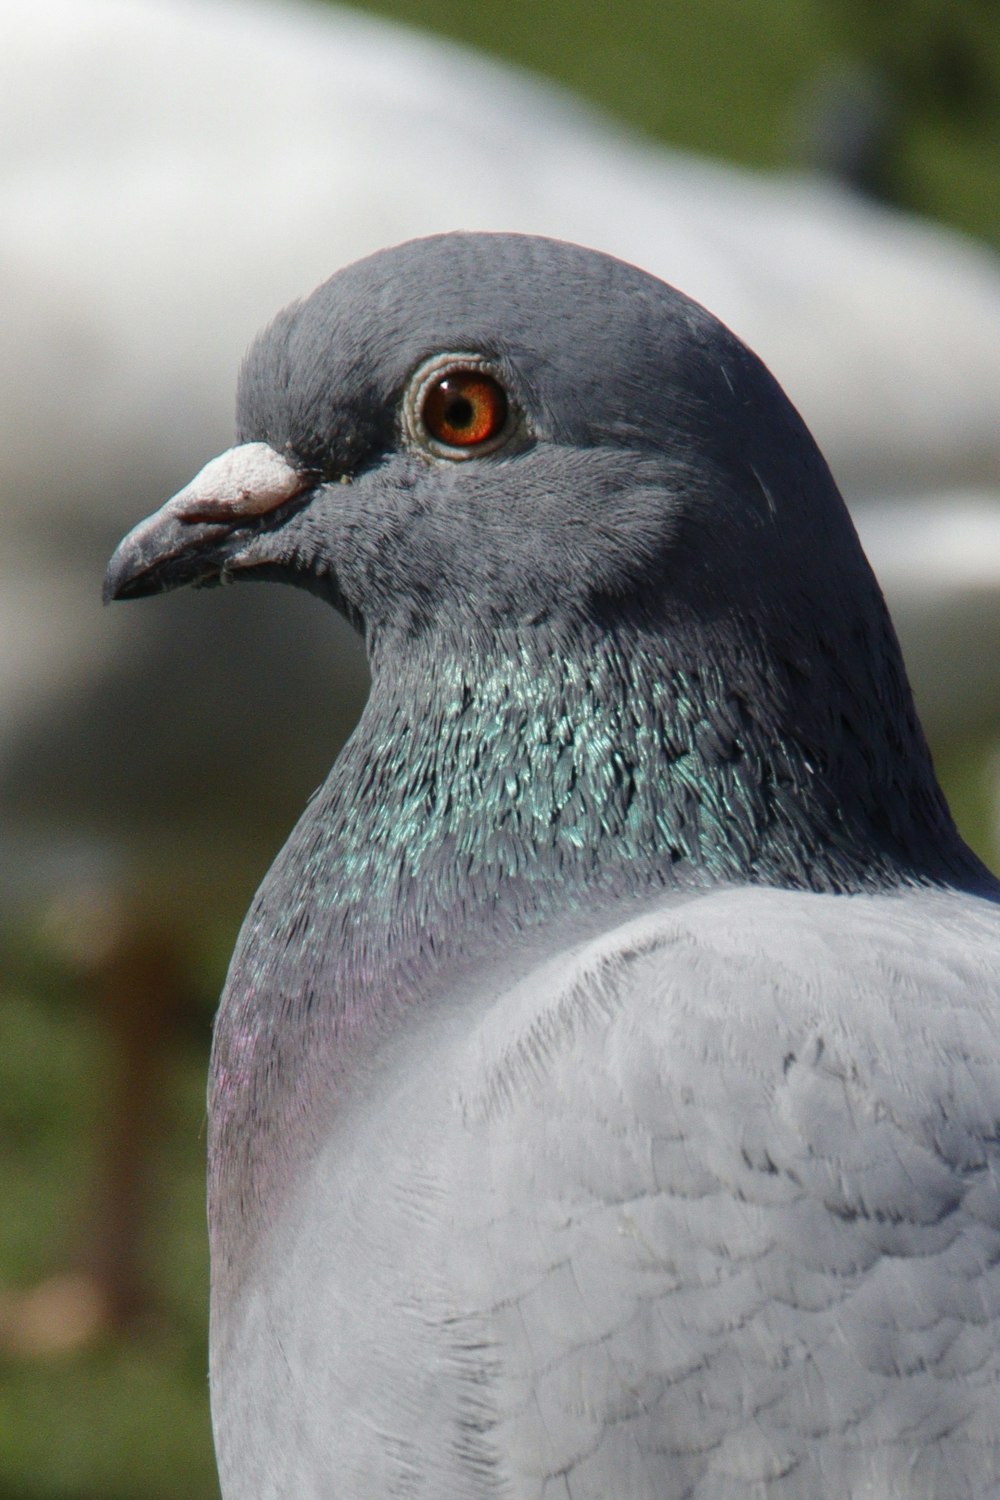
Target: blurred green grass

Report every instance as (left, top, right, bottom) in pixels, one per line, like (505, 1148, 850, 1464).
(362, 0, 1000, 246)
(2, 1, 997, 1496)
(0, 939, 218, 1500)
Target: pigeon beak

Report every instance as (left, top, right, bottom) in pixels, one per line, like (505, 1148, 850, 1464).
(103, 442, 310, 602)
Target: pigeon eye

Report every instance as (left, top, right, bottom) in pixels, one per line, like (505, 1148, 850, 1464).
(422, 371, 507, 448)
(406, 355, 514, 459)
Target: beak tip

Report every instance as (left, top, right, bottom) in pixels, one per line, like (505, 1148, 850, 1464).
(102, 553, 127, 605)
(102, 571, 125, 605)
(103, 534, 147, 603)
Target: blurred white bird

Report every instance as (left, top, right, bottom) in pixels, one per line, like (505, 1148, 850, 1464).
(2, 0, 999, 1336)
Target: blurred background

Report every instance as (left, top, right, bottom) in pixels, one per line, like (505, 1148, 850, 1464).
(1, 0, 998, 1494)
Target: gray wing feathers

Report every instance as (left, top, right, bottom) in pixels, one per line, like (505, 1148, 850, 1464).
(222, 887, 1000, 1498)
(453, 886, 1000, 1497)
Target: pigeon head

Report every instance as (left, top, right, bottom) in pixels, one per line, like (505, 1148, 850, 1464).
(107, 233, 863, 657)
(106, 232, 976, 895)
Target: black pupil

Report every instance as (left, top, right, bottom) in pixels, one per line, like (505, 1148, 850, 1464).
(445, 394, 475, 430)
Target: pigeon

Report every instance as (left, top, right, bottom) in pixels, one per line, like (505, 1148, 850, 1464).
(13, 0, 1000, 1351)
(106, 232, 1000, 1497)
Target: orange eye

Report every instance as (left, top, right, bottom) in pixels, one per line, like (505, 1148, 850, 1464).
(420, 369, 508, 449)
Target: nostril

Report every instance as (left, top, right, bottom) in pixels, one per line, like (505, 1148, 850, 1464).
(170, 443, 308, 522)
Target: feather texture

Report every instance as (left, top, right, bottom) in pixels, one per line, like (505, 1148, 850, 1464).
(213, 886, 1000, 1497)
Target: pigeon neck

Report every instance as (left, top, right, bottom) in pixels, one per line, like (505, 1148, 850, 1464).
(345, 614, 975, 901)
(209, 613, 985, 1277)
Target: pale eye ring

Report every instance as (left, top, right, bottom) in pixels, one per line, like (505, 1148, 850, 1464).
(404, 354, 517, 460)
